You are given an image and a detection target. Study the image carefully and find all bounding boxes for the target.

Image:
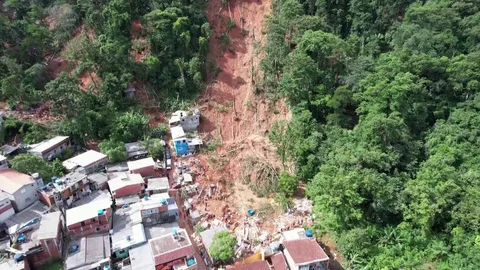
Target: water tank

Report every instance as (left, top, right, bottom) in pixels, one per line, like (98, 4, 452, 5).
(144, 196, 149, 201)
(32, 173, 40, 179)
(98, 209, 105, 216)
(305, 230, 313, 237)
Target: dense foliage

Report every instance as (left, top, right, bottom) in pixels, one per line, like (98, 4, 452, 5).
(209, 231, 237, 264)
(10, 154, 64, 184)
(263, 0, 480, 268)
(0, 0, 209, 145)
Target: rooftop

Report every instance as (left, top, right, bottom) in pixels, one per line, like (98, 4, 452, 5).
(227, 260, 271, 270)
(145, 177, 169, 191)
(124, 142, 148, 158)
(144, 222, 180, 240)
(0, 144, 18, 155)
(41, 171, 87, 195)
(283, 238, 329, 264)
(270, 252, 288, 270)
(149, 229, 193, 265)
(183, 173, 193, 184)
(0, 169, 33, 194)
(0, 155, 6, 162)
(127, 157, 155, 171)
(28, 136, 69, 154)
(71, 190, 111, 208)
(66, 234, 110, 270)
(66, 197, 112, 226)
(170, 126, 186, 140)
(108, 173, 145, 193)
(31, 211, 61, 240)
(0, 191, 9, 201)
(199, 225, 228, 251)
(106, 162, 129, 173)
(129, 243, 155, 270)
(111, 206, 146, 252)
(63, 150, 107, 170)
(114, 194, 141, 206)
(87, 172, 109, 186)
(282, 228, 307, 241)
(5, 201, 50, 234)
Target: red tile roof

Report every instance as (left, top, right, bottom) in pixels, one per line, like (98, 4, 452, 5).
(227, 260, 271, 270)
(0, 169, 33, 194)
(153, 245, 194, 265)
(270, 253, 288, 270)
(283, 238, 329, 264)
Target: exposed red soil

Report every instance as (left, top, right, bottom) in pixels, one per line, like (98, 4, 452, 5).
(131, 20, 143, 38)
(78, 70, 101, 92)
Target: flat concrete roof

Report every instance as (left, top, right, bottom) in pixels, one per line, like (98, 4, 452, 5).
(29, 136, 69, 154)
(66, 234, 110, 270)
(66, 197, 112, 226)
(63, 150, 107, 170)
(129, 243, 155, 270)
(127, 157, 155, 171)
(146, 177, 169, 191)
(32, 211, 61, 240)
(108, 173, 144, 193)
(170, 126, 186, 140)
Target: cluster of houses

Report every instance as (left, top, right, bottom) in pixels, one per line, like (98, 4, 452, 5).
(0, 135, 198, 270)
(0, 109, 331, 270)
(168, 110, 202, 156)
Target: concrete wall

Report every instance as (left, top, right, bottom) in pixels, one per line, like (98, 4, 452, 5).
(10, 182, 39, 212)
(130, 166, 154, 178)
(114, 183, 144, 198)
(84, 158, 108, 174)
(0, 199, 14, 222)
(68, 208, 112, 239)
(29, 141, 70, 160)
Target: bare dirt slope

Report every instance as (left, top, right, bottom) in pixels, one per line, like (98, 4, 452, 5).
(193, 0, 290, 231)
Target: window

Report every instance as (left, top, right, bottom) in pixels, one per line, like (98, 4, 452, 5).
(25, 197, 31, 203)
(96, 227, 100, 232)
(81, 221, 85, 227)
(46, 240, 51, 245)
(91, 218, 96, 222)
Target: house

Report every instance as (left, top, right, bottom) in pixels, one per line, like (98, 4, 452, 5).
(127, 157, 155, 178)
(129, 229, 196, 270)
(4, 201, 50, 237)
(27, 136, 70, 160)
(25, 211, 63, 267)
(145, 177, 169, 195)
(270, 252, 288, 270)
(110, 205, 147, 259)
(0, 169, 39, 212)
(106, 162, 129, 174)
(0, 154, 9, 170)
(226, 260, 271, 270)
(124, 142, 149, 160)
(62, 150, 108, 174)
(87, 172, 109, 191)
(134, 193, 178, 227)
(171, 126, 203, 155)
(282, 238, 329, 270)
(66, 196, 112, 239)
(0, 144, 19, 157)
(199, 225, 228, 265)
(38, 171, 89, 208)
(169, 109, 201, 132)
(124, 84, 136, 98)
(108, 173, 145, 199)
(0, 192, 15, 222)
(65, 234, 111, 270)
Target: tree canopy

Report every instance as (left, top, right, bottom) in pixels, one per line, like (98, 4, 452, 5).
(263, 0, 480, 268)
(209, 231, 237, 264)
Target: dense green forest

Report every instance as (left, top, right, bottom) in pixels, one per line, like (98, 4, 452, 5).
(0, 0, 209, 145)
(264, 0, 480, 268)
